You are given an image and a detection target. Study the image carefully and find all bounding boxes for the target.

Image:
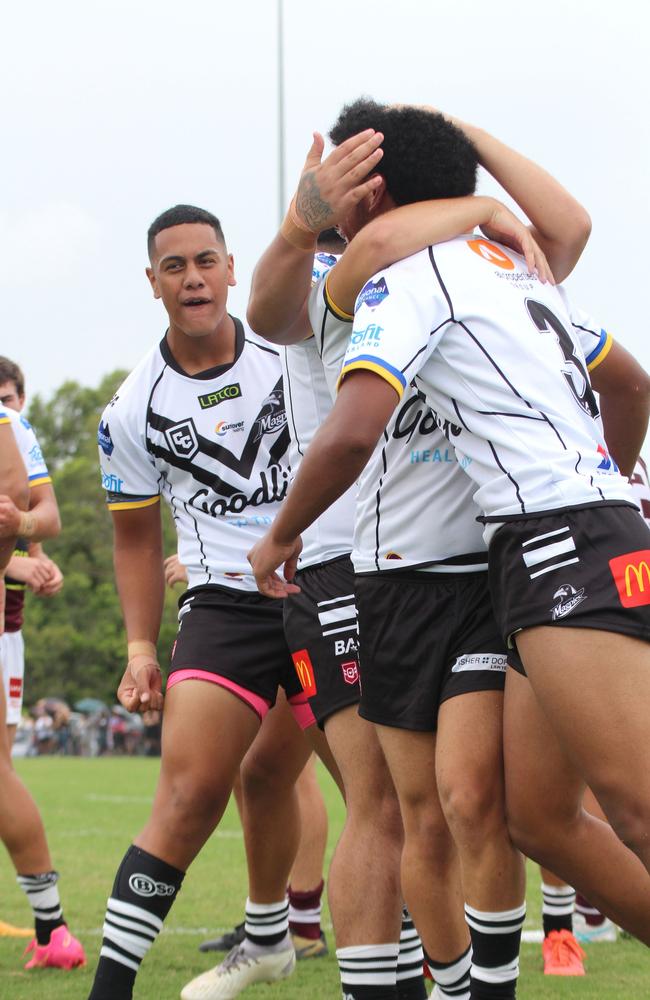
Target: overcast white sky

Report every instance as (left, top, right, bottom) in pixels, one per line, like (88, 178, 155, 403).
(2, 0, 649, 412)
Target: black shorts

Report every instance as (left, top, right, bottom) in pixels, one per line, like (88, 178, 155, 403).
(283, 556, 360, 728)
(168, 585, 303, 710)
(488, 503, 650, 674)
(355, 570, 506, 732)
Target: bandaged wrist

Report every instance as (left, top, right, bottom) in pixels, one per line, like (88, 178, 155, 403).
(17, 512, 35, 538)
(127, 639, 157, 660)
(280, 198, 318, 251)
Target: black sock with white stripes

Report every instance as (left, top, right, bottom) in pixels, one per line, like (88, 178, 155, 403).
(541, 882, 575, 936)
(336, 943, 399, 999)
(244, 897, 291, 951)
(465, 903, 525, 999)
(397, 908, 427, 999)
(425, 945, 471, 999)
(87, 844, 184, 1000)
(16, 871, 65, 944)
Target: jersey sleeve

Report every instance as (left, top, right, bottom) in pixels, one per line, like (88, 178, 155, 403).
(338, 256, 445, 398)
(0, 405, 9, 424)
(557, 288, 613, 372)
(6, 411, 51, 486)
(98, 403, 160, 511)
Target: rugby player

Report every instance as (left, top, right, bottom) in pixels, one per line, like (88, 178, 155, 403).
(0, 357, 64, 749)
(0, 401, 85, 969)
(249, 100, 650, 995)
(248, 122, 564, 998)
(88, 205, 341, 1000)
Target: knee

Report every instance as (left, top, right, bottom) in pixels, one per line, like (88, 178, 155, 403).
(161, 771, 229, 833)
(441, 775, 506, 846)
(594, 784, 650, 861)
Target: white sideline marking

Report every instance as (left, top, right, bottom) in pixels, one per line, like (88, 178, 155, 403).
(521, 929, 544, 943)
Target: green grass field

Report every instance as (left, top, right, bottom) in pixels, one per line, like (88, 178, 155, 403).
(0, 758, 647, 999)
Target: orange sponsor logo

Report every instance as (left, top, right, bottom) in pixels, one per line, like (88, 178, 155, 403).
(291, 649, 317, 697)
(467, 239, 515, 271)
(609, 549, 650, 608)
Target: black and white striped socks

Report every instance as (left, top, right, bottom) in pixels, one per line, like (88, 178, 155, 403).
(87, 844, 184, 1000)
(464, 903, 525, 999)
(542, 882, 575, 936)
(16, 870, 65, 944)
(397, 908, 427, 999)
(336, 943, 400, 999)
(244, 897, 291, 951)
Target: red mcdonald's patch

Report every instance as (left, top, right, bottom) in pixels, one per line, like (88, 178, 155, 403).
(609, 549, 650, 608)
(291, 649, 317, 697)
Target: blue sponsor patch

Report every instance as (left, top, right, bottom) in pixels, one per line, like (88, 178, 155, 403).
(316, 252, 337, 267)
(98, 419, 114, 457)
(28, 443, 44, 465)
(102, 471, 124, 493)
(357, 276, 389, 309)
(20, 415, 32, 430)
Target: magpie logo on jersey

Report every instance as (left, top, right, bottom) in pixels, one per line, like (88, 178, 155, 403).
(357, 276, 389, 309)
(128, 874, 176, 898)
(252, 389, 287, 442)
(165, 418, 200, 460)
(551, 584, 587, 620)
(98, 420, 114, 457)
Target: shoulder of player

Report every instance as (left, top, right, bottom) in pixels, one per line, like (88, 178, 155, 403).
(98, 344, 164, 440)
(242, 323, 281, 358)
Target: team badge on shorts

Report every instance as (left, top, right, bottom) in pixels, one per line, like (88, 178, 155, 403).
(291, 649, 317, 697)
(550, 584, 587, 620)
(609, 550, 650, 608)
(340, 660, 359, 686)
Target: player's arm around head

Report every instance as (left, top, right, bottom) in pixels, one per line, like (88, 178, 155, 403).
(247, 129, 384, 344)
(417, 107, 591, 282)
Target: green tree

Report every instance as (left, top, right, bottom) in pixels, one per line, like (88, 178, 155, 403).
(21, 373, 180, 707)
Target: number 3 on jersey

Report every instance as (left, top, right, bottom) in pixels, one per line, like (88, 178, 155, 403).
(526, 299, 599, 419)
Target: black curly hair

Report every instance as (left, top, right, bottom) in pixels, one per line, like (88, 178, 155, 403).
(147, 204, 225, 260)
(329, 98, 477, 205)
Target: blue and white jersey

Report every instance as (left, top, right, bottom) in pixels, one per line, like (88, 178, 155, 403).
(98, 320, 292, 592)
(3, 408, 50, 487)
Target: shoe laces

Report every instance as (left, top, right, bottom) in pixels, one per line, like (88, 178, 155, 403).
(549, 930, 586, 964)
(221, 944, 257, 973)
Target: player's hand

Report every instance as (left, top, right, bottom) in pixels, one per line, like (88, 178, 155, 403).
(481, 202, 555, 284)
(247, 533, 303, 599)
(10, 556, 52, 593)
(164, 553, 188, 588)
(0, 496, 22, 538)
(36, 557, 64, 597)
(294, 129, 384, 234)
(117, 654, 164, 713)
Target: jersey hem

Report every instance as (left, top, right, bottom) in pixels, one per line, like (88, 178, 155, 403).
(107, 495, 160, 511)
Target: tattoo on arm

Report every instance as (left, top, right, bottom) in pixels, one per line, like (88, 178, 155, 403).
(296, 172, 333, 231)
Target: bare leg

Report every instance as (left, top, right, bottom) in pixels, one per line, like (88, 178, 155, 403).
(0, 681, 52, 873)
(289, 755, 328, 891)
(436, 691, 524, 911)
(325, 708, 403, 947)
(239, 691, 311, 902)
(375, 724, 470, 961)
(504, 664, 650, 943)
(137, 681, 260, 869)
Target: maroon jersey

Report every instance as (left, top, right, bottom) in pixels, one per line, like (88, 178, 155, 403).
(4, 539, 28, 633)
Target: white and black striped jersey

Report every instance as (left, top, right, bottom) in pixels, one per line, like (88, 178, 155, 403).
(309, 274, 487, 574)
(281, 335, 355, 569)
(98, 319, 292, 592)
(339, 237, 634, 529)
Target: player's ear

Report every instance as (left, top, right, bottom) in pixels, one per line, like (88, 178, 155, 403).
(367, 174, 387, 212)
(146, 267, 161, 299)
(227, 253, 236, 288)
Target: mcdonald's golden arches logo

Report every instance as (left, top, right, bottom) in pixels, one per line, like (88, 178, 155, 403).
(609, 549, 650, 608)
(291, 648, 317, 697)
